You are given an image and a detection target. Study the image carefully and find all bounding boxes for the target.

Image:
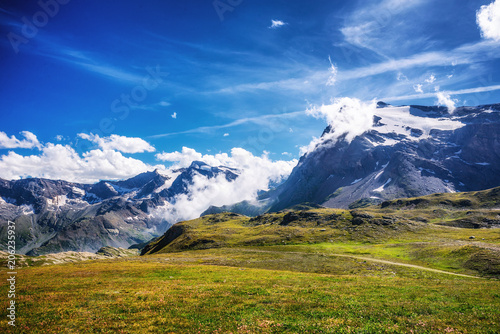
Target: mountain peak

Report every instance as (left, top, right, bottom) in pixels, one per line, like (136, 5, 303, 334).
(189, 160, 211, 170)
(270, 103, 500, 211)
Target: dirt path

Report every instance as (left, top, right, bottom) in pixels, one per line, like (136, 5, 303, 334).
(237, 248, 482, 279)
(328, 253, 480, 278)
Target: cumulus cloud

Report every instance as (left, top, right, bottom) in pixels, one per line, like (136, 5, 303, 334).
(0, 131, 41, 149)
(436, 92, 457, 113)
(302, 97, 377, 155)
(171, 112, 177, 119)
(0, 143, 166, 183)
(157, 147, 295, 173)
(477, 0, 500, 41)
(78, 133, 155, 153)
(269, 20, 286, 29)
(153, 147, 297, 222)
(223, 133, 229, 137)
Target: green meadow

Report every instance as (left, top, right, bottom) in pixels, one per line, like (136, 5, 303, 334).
(1, 188, 500, 333)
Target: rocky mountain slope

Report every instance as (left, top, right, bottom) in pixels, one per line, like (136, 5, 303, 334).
(0, 161, 238, 255)
(270, 103, 500, 211)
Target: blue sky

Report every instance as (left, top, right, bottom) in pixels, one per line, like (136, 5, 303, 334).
(1, 0, 500, 182)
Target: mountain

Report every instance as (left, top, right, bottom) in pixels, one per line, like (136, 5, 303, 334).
(0, 161, 239, 255)
(270, 103, 500, 211)
(201, 199, 273, 217)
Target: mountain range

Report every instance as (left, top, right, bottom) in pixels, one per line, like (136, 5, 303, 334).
(1, 102, 499, 255)
(0, 161, 237, 255)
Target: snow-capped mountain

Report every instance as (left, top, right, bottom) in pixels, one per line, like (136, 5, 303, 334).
(270, 102, 500, 211)
(0, 161, 239, 255)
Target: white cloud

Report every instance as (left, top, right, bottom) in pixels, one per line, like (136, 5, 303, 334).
(477, 0, 500, 41)
(397, 72, 408, 81)
(340, 0, 429, 57)
(326, 56, 338, 86)
(78, 133, 155, 153)
(210, 40, 500, 97)
(425, 74, 436, 83)
(171, 112, 177, 119)
(156, 147, 207, 167)
(42, 47, 146, 83)
(223, 133, 229, 137)
(303, 98, 377, 154)
(55, 135, 64, 141)
(0, 143, 166, 183)
(436, 92, 457, 114)
(413, 84, 424, 93)
(270, 20, 287, 29)
(153, 147, 297, 222)
(339, 41, 499, 81)
(0, 131, 41, 149)
(159, 101, 171, 107)
(381, 84, 500, 102)
(150, 110, 305, 138)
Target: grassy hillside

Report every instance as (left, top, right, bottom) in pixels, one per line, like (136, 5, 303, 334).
(1, 250, 500, 333)
(1, 187, 499, 333)
(143, 187, 500, 278)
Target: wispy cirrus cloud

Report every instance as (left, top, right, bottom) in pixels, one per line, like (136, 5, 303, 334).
(340, 0, 429, 57)
(210, 38, 500, 98)
(149, 110, 305, 138)
(1, 23, 147, 84)
(41, 47, 146, 83)
(381, 84, 500, 102)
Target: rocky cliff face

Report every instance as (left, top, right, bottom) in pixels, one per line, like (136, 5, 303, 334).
(270, 103, 500, 210)
(0, 161, 238, 255)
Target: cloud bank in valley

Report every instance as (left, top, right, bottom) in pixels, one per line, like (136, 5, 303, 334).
(154, 147, 297, 223)
(0, 130, 297, 224)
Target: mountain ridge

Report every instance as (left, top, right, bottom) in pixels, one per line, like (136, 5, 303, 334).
(0, 162, 239, 255)
(269, 103, 500, 211)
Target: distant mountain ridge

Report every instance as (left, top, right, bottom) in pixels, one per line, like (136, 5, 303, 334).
(0, 161, 238, 255)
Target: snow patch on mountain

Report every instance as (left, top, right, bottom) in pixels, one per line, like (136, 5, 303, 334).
(373, 178, 392, 192)
(71, 187, 85, 196)
(373, 106, 465, 140)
